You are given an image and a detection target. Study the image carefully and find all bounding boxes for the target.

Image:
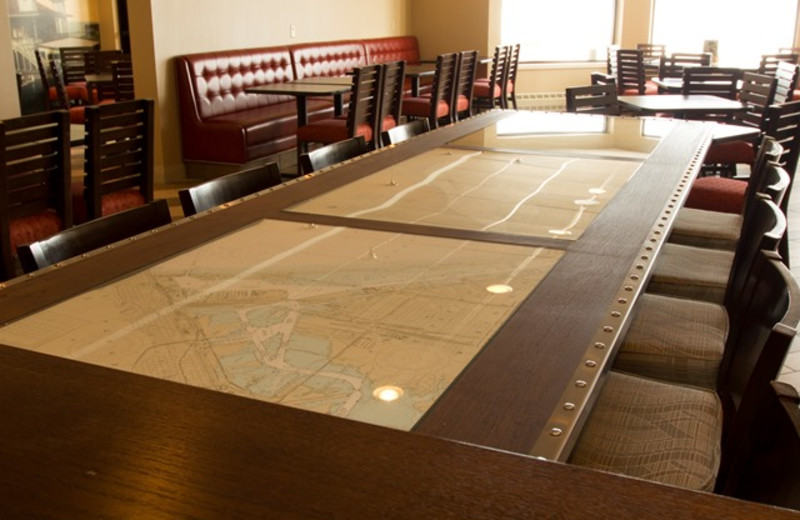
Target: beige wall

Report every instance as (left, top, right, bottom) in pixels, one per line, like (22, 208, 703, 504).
(128, 0, 409, 183)
(0, 0, 20, 119)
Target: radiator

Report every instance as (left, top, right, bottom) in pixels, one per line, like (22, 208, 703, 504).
(515, 92, 566, 111)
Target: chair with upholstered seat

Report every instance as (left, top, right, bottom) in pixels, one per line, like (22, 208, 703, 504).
(0, 111, 72, 281)
(296, 64, 383, 172)
(758, 52, 799, 76)
(615, 48, 658, 95)
(299, 135, 368, 174)
(380, 119, 430, 147)
(701, 72, 777, 175)
(717, 380, 800, 508)
(111, 59, 135, 102)
(17, 199, 171, 273)
(614, 176, 788, 391)
(59, 46, 93, 86)
(502, 43, 520, 109)
(472, 45, 508, 111)
(571, 249, 800, 493)
(49, 60, 89, 124)
(34, 50, 86, 110)
(682, 67, 741, 100)
(565, 83, 619, 115)
(178, 162, 282, 217)
(452, 50, 478, 121)
(402, 53, 458, 129)
(376, 60, 406, 146)
(773, 60, 799, 104)
(590, 72, 616, 87)
(79, 99, 155, 223)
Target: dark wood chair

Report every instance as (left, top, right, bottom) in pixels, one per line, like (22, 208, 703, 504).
(178, 162, 282, 217)
(636, 42, 666, 74)
(564, 83, 619, 115)
(656, 52, 712, 92)
(590, 72, 616, 87)
(296, 64, 383, 171)
(299, 135, 368, 174)
(758, 52, 800, 76)
(112, 59, 135, 102)
(35, 49, 87, 110)
(49, 59, 88, 124)
(472, 45, 509, 111)
(0, 110, 71, 281)
(717, 380, 800, 509)
(17, 199, 171, 273)
(402, 52, 458, 129)
(380, 119, 430, 147)
(84, 50, 125, 75)
(773, 60, 799, 104)
(80, 99, 155, 222)
(452, 50, 478, 121)
(503, 43, 521, 109)
(615, 48, 657, 95)
(58, 46, 93, 87)
(682, 67, 742, 100)
(376, 61, 406, 146)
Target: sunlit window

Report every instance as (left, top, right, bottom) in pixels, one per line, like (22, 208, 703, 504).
(652, 0, 798, 67)
(501, 0, 617, 62)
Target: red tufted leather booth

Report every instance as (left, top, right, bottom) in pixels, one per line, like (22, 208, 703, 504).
(176, 37, 421, 166)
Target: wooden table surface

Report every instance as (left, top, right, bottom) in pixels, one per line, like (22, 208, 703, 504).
(1, 112, 775, 518)
(618, 94, 748, 116)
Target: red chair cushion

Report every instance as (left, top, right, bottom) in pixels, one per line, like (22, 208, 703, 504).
(684, 176, 746, 214)
(402, 97, 449, 119)
(9, 210, 64, 251)
(455, 94, 470, 112)
(381, 115, 397, 132)
(101, 189, 146, 217)
(473, 79, 502, 98)
(704, 140, 755, 165)
(69, 106, 85, 124)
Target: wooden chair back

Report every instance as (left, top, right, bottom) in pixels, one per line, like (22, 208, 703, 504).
(758, 53, 800, 76)
(474, 45, 509, 109)
(83, 99, 155, 220)
(636, 43, 666, 60)
(452, 50, 478, 121)
(300, 135, 368, 174)
(503, 43, 521, 109)
(615, 49, 647, 94)
(34, 50, 55, 110)
(112, 59, 135, 101)
(718, 380, 800, 509)
(49, 59, 74, 111)
(590, 72, 616, 87)
(425, 52, 458, 128)
(0, 111, 71, 281)
(763, 99, 800, 177)
(17, 199, 171, 273)
(773, 60, 799, 104)
(84, 50, 125, 75)
(346, 64, 383, 150)
(381, 119, 430, 147)
(658, 52, 712, 79)
(178, 162, 282, 217)
(717, 248, 800, 456)
(733, 72, 777, 128)
(565, 84, 619, 115)
(682, 66, 741, 100)
(59, 46, 93, 85)
(376, 60, 406, 144)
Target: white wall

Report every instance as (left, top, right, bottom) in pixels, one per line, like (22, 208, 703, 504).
(129, 0, 409, 182)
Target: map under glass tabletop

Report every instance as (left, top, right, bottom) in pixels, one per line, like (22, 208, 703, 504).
(287, 112, 673, 240)
(0, 219, 562, 430)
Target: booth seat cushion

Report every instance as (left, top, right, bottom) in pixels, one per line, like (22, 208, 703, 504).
(684, 177, 747, 214)
(289, 40, 367, 79)
(362, 36, 422, 65)
(10, 211, 63, 252)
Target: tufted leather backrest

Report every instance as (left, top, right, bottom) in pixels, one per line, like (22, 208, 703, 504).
(363, 36, 421, 65)
(289, 40, 367, 79)
(176, 47, 295, 121)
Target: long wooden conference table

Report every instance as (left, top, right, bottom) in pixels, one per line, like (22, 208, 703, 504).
(0, 111, 794, 518)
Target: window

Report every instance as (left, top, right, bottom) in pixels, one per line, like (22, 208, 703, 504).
(501, 0, 617, 62)
(652, 0, 798, 67)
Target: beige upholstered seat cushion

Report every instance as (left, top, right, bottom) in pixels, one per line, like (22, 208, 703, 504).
(669, 208, 742, 250)
(647, 243, 733, 304)
(569, 371, 722, 491)
(614, 294, 728, 388)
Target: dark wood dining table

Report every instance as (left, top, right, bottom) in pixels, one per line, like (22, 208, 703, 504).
(404, 63, 436, 96)
(618, 93, 748, 117)
(1, 111, 786, 519)
(246, 80, 351, 126)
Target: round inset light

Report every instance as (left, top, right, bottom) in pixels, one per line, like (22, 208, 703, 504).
(486, 284, 513, 294)
(373, 385, 404, 402)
